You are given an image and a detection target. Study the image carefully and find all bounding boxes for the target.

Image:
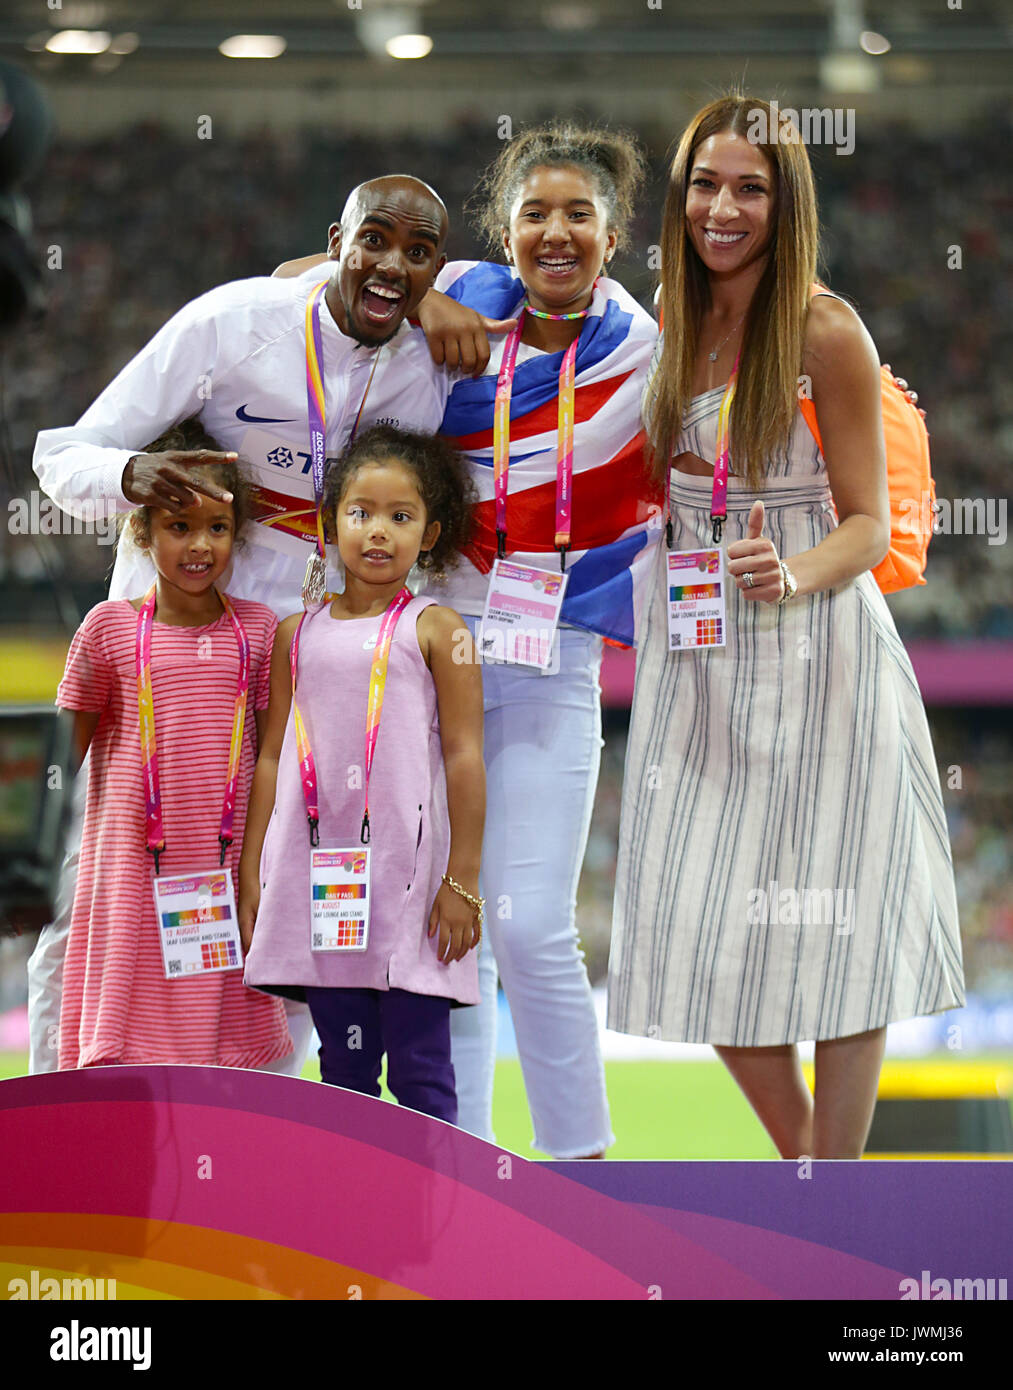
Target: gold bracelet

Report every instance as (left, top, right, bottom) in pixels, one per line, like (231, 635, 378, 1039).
(442, 873, 485, 926)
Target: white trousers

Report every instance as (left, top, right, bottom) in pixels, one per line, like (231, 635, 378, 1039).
(450, 621, 614, 1158)
(26, 758, 314, 1076)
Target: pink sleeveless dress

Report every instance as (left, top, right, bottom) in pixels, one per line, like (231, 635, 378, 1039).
(244, 595, 479, 1005)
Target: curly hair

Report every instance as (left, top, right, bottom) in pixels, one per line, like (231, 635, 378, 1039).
(470, 119, 647, 255)
(323, 425, 477, 577)
(121, 417, 254, 550)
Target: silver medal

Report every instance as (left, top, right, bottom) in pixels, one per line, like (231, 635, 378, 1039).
(302, 552, 328, 608)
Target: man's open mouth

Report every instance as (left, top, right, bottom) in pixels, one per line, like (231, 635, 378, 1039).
(359, 282, 406, 324)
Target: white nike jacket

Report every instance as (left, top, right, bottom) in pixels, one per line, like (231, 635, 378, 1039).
(33, 272, 453, 617)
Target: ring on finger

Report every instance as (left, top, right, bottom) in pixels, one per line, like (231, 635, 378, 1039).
(743, 571, 755, 589)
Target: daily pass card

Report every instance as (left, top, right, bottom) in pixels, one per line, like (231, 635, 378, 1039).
(666, 548, 726, 651)
(311, 847, 370, 951)
(153, 868, 243, 979)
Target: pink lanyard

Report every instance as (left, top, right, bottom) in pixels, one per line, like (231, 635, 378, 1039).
(665, 349, 741, 549)
(289, 587, 412, 847)
(256, 283, 381, 552)
(302, 280, 383, 558)
(492, 306, 584, 571)
(136, 587, 250, 874)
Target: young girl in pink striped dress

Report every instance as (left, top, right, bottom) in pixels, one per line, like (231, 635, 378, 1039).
(56, 422, 291, 1068)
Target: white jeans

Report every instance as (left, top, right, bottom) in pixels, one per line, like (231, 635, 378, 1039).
(26, 758, 315, 1076)
(450, 620, 614, 1158)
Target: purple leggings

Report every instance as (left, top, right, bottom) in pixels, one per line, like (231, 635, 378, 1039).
(303, 986, 457, 1124)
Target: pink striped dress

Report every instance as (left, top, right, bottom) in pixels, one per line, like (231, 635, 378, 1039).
(56, 597, 291, 1068)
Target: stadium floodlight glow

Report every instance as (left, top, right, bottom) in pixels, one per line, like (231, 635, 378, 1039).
(544, 4, 596, 29)
(45, 30, 112, 55)
(385, 34, 433, 59)
(820, 51, 879, 93)
(859, 31, 891, 56)
(218, 35, 287, 60)
(357, 4, 430, 59)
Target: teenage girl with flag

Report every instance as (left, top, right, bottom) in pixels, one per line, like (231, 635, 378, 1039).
(239, 426, 484, 1124)
(55, 421, 290, 1069)
(607, 95, 964, 1158)
(417, 125, 660, 1156)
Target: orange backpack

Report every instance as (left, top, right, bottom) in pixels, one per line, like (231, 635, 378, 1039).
(799, 287, 935, 594)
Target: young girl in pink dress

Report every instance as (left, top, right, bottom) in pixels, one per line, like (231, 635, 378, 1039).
(56, 421, 291, 1068)
(240, 426, 485, 1123)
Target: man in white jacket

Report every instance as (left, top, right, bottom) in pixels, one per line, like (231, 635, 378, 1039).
(30, 174, 459, 1075)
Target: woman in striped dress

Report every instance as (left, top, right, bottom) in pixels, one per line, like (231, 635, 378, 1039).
(607, 96, 964, 1159)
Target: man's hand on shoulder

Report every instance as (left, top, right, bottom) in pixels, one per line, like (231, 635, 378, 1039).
(417, 288, 518, 377)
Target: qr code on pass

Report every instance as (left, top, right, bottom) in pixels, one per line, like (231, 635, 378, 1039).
(313, 933, 323, 947)
(671, 633, 682, 649)
(167, 959, 181, 975)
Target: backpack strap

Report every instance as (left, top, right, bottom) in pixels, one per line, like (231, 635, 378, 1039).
(797, 285, 838, 454)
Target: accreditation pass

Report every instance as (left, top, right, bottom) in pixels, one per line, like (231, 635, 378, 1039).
(666, 548, 726, 651)
(311, 847, 371, 951)
(478, 558, 568, 671)
(152, 868, 243, 979)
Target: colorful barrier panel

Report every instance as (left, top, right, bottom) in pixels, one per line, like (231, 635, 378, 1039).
(1, 1067, 1010, 1301)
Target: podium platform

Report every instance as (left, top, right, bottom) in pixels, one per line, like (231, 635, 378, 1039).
(2, 1067, 1011, 1300)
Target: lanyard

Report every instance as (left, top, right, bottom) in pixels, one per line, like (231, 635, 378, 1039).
(295, 280, 382, 558)
(665, 349, 741, 549)
(492, 304, 585, 572)
(136, 586, 250, 874)
(289, 587, 412, 847)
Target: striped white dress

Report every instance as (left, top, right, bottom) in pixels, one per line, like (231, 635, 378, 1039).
(607, 386, 965, 1045)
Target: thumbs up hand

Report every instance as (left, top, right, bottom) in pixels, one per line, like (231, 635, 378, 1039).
(726, 500, 786, 603)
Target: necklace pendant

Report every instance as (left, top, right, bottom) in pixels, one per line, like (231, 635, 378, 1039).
(301, 552, 327, 609)
(708, 350, 718, 362)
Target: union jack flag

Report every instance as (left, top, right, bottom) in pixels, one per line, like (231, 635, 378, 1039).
(438, 261, 661, 647)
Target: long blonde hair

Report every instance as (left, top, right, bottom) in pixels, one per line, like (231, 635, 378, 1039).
(646, 94, 821, 489)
